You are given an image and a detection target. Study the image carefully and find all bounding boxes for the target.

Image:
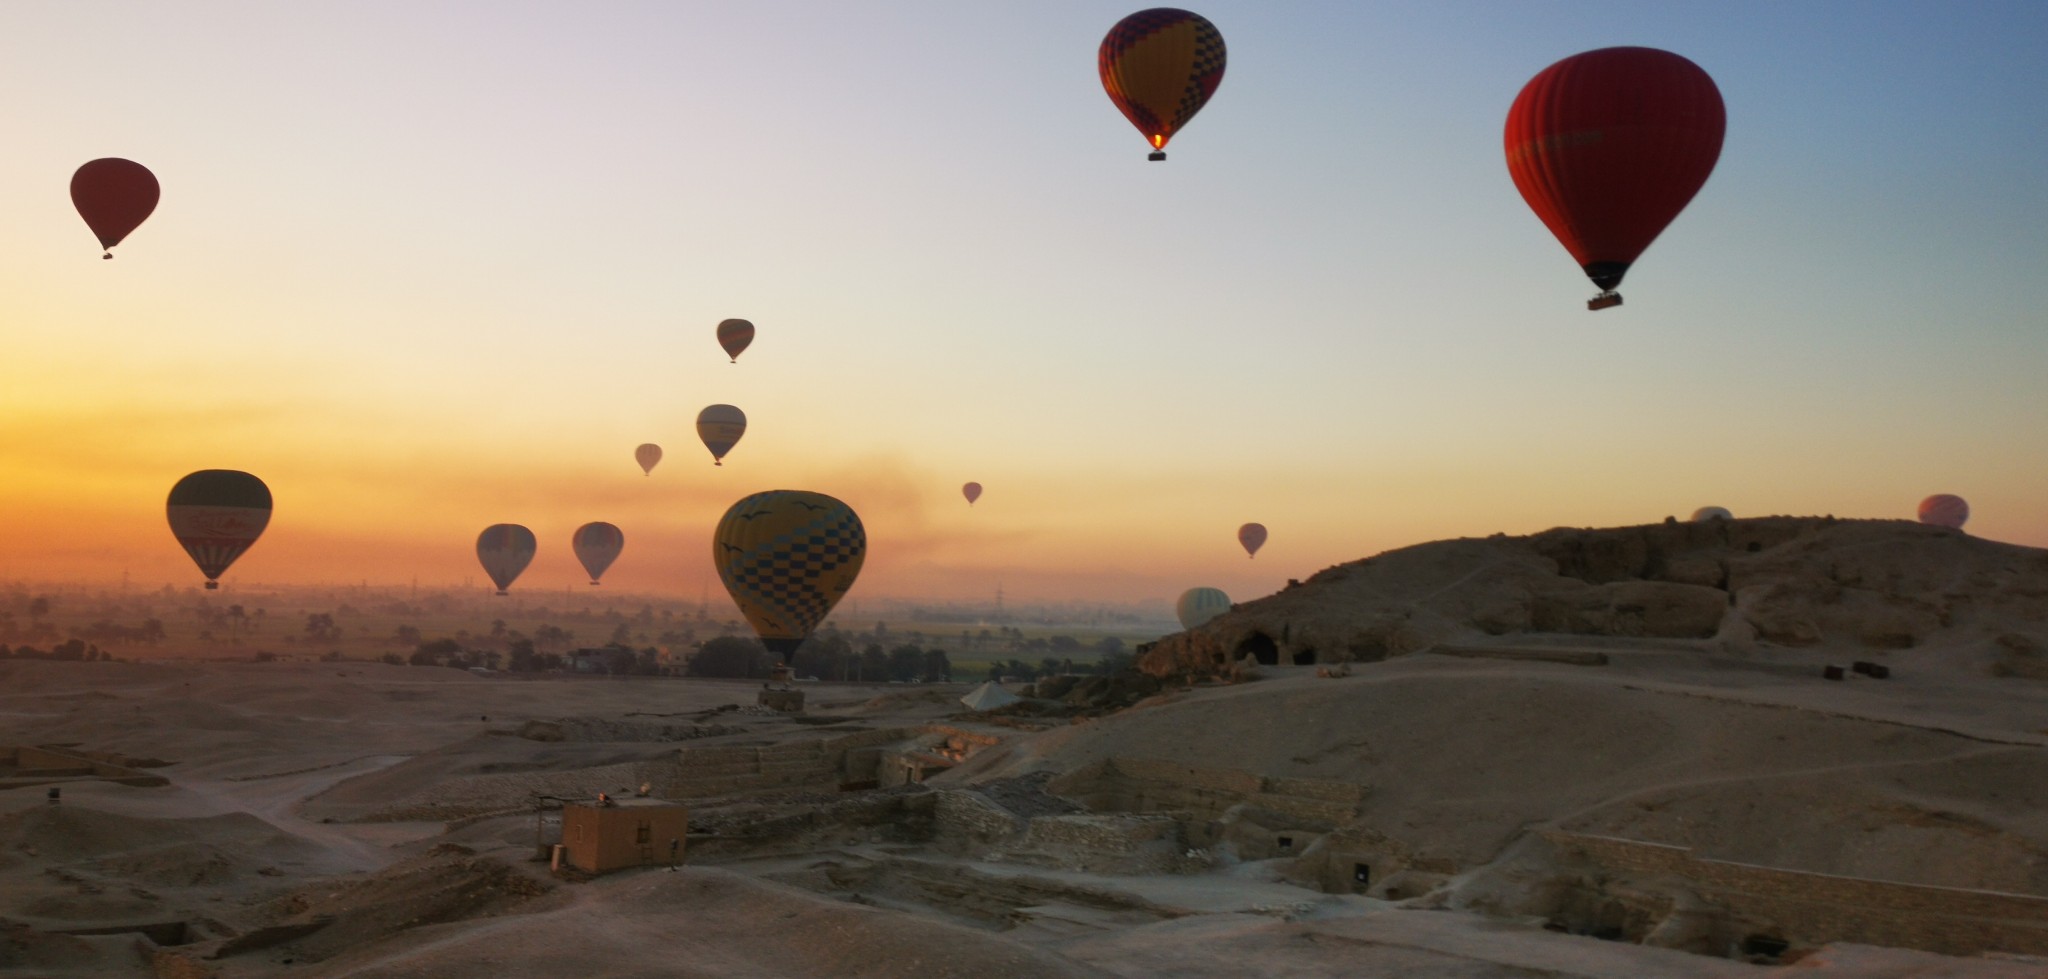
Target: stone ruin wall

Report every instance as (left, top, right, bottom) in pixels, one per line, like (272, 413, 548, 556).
(1544, 831, 2048, 958)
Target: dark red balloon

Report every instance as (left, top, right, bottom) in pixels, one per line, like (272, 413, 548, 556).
(70, 158, 160, 257)
(1504, 48, 1724, 306)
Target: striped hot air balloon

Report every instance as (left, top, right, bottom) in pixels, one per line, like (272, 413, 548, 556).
(1099, 9, 1227, 161)
(476, 524, 537, 595)
(696, 404, 747, 466)
(572, 522, 625, 585)
(1176, 587, 1231, 630)
(166, 470, 271, 590)
(716, 318, 755, 363)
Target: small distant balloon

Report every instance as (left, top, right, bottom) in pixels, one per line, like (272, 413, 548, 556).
(696, 404, 747, 466)
(71, 159, 160, 258)
(716, 318, 755, 363)
(1176, 587, 1231, 631)
(1100, 8, 1227, 161)
(476, 524, 537, 595)
(713, 490, 866, 663)
(166, 470, 271, 590)
(962, 482, 983, 506)
(1690, 506, 1732, 522)
(1237, 522, 1266, 558)
(634, 443, 663, 475)
(1917, 494, 1969, 530)
(572, 522, 625, 585)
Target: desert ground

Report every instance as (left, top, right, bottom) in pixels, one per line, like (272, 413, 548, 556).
(4, 517, 2048, 978)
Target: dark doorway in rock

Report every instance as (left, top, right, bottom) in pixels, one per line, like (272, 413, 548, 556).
(1235, 633, 1279, 666)
(1353, 863, 1370, 886)
(1741, 935, 1789, 959)
(1291, 648, 1316, 666)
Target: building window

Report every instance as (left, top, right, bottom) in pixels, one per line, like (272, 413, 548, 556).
(637, 822, 652, 844)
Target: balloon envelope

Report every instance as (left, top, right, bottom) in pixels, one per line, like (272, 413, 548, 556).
(962, 482, 982, 506)
(1099, 8, 1226, 158)
(716, 318, 755, 363)
(166, 470, 271, 589)
(634, 443, 662, 475)
(1176, 587, 1231, 630)
(572, 522, 625, 585)
(1690, 506, 1732, 522)
(1237, 522, 1266, 558)
(476, 524, 537, 595)
(714, 490, 866, 662)
(71, 158, 160, 256)
(696, 404, 747, 465)
(1917, 494, 1969, 530)
(1504, 47, 1724, 302)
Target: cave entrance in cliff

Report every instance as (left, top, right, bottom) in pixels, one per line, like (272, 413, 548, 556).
(1235, 633, 1279, 666)
(1291, 648, 1316, 666)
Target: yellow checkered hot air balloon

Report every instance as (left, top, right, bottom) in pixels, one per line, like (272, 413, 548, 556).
(1099, 8, 1227, 161)
(713, 490, 866, 663)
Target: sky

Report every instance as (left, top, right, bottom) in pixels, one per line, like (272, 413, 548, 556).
(2, 1, 2045, 607)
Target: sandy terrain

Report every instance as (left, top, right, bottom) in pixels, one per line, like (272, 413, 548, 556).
(3, 520, 2046, 977)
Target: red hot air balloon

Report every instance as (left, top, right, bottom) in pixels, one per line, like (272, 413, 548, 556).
(166, 470, 272, 590)
(71, 159, 160, 259)
(1237, 522, 1266, 558)
(572, 522, 625, 585)
(1100, 9, 1227, 161)
(962, 482, 982, 506)
(716, 319, 755, 363)
(1504, 47, 1725, 310)
(1918, 494, 1969, 530)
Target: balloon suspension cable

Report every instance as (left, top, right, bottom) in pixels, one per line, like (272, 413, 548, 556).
(1587, 291, 1624, 311)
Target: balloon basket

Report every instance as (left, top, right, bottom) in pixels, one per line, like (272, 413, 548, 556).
(1587, 292, 1623, 311)
(1147, 151, 1166, 162)
(204, 581, 218, 590)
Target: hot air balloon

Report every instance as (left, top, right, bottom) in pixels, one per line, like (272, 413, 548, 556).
(635, 443, 663, 475)
(166, 470, 271, 590)
(572, 522, 625, 585)
(477, 524, 536, 595)
(1238, 522, 1266, 558)
(713, 490, 866, 664)
(1504, 47, 1725, 309)
(1176, 587, 1231, 630)
(962, 482, 983, 506)
(1691, 506, 1733, 522)
(1100, 8, 1227, 161)
(717, 318, 755, 363)
(1918, 494, 1969, 530)
(71, 159, 160, 259)
(697, 404, 746, 466)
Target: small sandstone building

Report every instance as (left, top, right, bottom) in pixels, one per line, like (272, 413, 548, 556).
(561, 797, 689, 874)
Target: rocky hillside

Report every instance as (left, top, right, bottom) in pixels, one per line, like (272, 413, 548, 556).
(1139, 517, 2048, 678)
